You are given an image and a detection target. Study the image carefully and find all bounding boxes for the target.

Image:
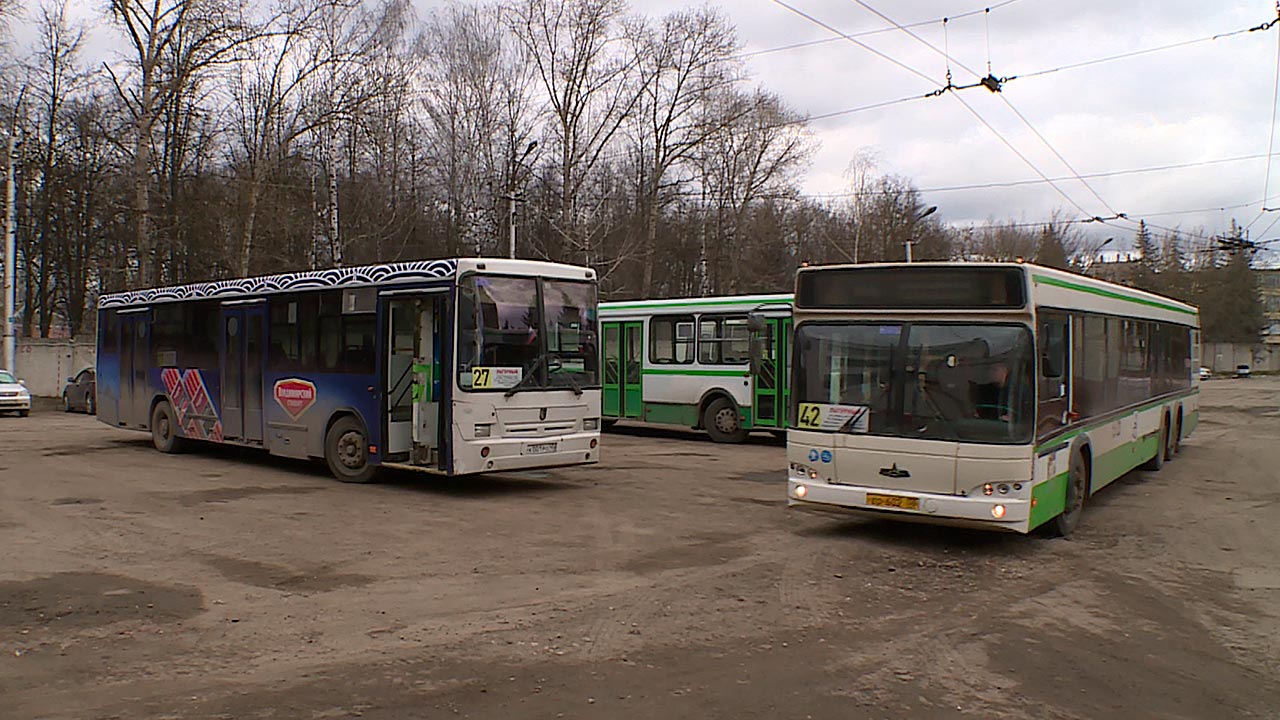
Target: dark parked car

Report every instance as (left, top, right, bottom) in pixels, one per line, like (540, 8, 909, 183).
(62, 368, 96, 414)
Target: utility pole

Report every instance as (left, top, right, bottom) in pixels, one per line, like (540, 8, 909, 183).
(3, 133, 16, 372)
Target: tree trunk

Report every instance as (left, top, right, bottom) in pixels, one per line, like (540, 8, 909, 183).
(239, 177, 259, 276)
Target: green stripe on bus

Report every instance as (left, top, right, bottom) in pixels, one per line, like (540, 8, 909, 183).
(1034, 389, 1199, 453)
(642, 368, 748, 377)
(602, 296, 792, 311)
(1032, 274, 1197, 316)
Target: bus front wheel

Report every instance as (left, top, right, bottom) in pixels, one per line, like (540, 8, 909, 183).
(151, 401, 186, 453)
(703, 397, 748, 443)
(325, 416, 378, 483)
(1050, 450, 1088, 537)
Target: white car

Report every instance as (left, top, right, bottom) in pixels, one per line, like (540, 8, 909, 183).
(0, 369, 31, 417)
(1199, 366, 1212, 381)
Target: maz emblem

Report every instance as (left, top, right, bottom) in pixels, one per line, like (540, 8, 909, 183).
(879, 463, 911, 479)
(539, 407, 547, 421)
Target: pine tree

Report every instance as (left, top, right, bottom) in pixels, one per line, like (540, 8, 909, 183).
(1133, 220, 1159, 291)
(1034, 223, 1069, 269)
(1157, 231, 1188, 301)
(1198, 246, 1265, 343)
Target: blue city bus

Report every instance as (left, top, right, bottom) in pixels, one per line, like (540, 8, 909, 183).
(96, 258, 602, 481)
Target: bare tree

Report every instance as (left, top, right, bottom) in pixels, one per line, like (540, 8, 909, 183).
(106, 0, 249, 285)
(626, 6, 739, 295)
(419, 1, 535, 258)
(695, 88, 812, 294)
(507, 0, 642, 269)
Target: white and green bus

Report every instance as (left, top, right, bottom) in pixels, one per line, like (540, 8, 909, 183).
(600, 294, 792, 442)
(783, 262, 1199, 535)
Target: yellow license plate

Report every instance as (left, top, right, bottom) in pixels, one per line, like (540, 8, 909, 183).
(865, 493, 919, 510)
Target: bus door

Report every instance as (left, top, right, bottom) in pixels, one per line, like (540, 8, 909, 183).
(220, 302, 266, 443)
(384, 291, 446, 466)
(117, 310, 150, 428)
(753, 316, 790, 428)
(602, 321, 642, 419)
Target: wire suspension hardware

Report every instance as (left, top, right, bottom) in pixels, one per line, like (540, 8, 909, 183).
(985, 7, 993, 76)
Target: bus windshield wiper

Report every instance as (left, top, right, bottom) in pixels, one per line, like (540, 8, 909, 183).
(504, 354, 552, 397)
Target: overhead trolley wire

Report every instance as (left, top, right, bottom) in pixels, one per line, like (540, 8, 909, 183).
(770, 0, 1099, 218)
(1247, 15, 1280, 232)
(850, 0, 1123, 218)
(737, 0, 1023, 59)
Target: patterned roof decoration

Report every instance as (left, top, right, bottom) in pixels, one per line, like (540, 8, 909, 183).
(98, 259, 458, 309)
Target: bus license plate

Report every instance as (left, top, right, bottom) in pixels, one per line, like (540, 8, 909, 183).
(525, 442, 558, 455)
(865, 493, 919, 510)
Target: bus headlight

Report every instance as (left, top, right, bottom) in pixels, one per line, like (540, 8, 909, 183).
(583, 418, 599, 431)
(474, 424, 491, 438)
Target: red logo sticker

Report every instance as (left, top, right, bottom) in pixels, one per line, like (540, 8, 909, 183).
(274, 379, 317, 420)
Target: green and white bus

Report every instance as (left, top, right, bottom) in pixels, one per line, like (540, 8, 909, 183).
(600, 294, 792, 442)
(783, 262, 1199, 535)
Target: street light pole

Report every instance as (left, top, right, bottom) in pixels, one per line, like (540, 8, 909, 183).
(507, 141, 538, 259)
(3, 133, 16, 372)
(903, 205, 937, 263)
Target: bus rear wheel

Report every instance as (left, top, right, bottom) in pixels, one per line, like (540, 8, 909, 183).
(325, 416, 378, 483)
(1142, 418, 1167, 471)
(703, 397, 748, 443)
(151, 401, 186, 453)
(1049, 450, 1088, 537)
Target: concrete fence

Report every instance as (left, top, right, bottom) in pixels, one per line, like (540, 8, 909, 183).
(1203, 342, 1280, 374)
(13, 339, 97, 397)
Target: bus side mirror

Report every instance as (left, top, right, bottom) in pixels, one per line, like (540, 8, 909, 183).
(747, 314, 766, 375)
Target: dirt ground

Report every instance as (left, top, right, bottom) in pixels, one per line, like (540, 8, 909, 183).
(0, 380, 1277, 720)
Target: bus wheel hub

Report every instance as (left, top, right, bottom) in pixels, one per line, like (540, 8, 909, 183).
(338, 431, 364, 468)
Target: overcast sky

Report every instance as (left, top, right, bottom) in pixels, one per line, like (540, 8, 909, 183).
(631, 0, 1280, 252)
(14, 0, 1280, 253)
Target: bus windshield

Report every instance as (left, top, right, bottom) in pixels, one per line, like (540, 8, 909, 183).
(793, 322, 1034, 444)
(457, 274, 599, 392)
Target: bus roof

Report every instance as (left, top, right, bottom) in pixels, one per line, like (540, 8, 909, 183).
(98, 258, 595, 309)
(794, 261, 1198, 326)
(600, 292, 792, 315)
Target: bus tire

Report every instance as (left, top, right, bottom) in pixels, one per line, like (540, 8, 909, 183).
(1049, 449, 1088, 537)
(151, 400, 186, 454)
(703, 396, 748, 443)
(1141, 417, 1167, 471)
(1171, 410, 1182, 456)
(325, 415, 378, 483)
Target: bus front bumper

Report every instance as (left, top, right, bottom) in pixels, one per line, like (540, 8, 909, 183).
(454, 432, 600, 475)
(787, 479, 1030, 531)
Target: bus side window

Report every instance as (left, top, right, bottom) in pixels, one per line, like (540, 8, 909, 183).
(1037, 312, 1070, 435)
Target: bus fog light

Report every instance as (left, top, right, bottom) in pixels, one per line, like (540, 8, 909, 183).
(475, 424, 491, 438)
(480, 446, 490, 458)
(795, 484, 808, 498)
(583, 418, 599, 431)
(992, 504, 1007, 519)
(983, 483, 994, 496)
(998, 484, 1010, 495)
